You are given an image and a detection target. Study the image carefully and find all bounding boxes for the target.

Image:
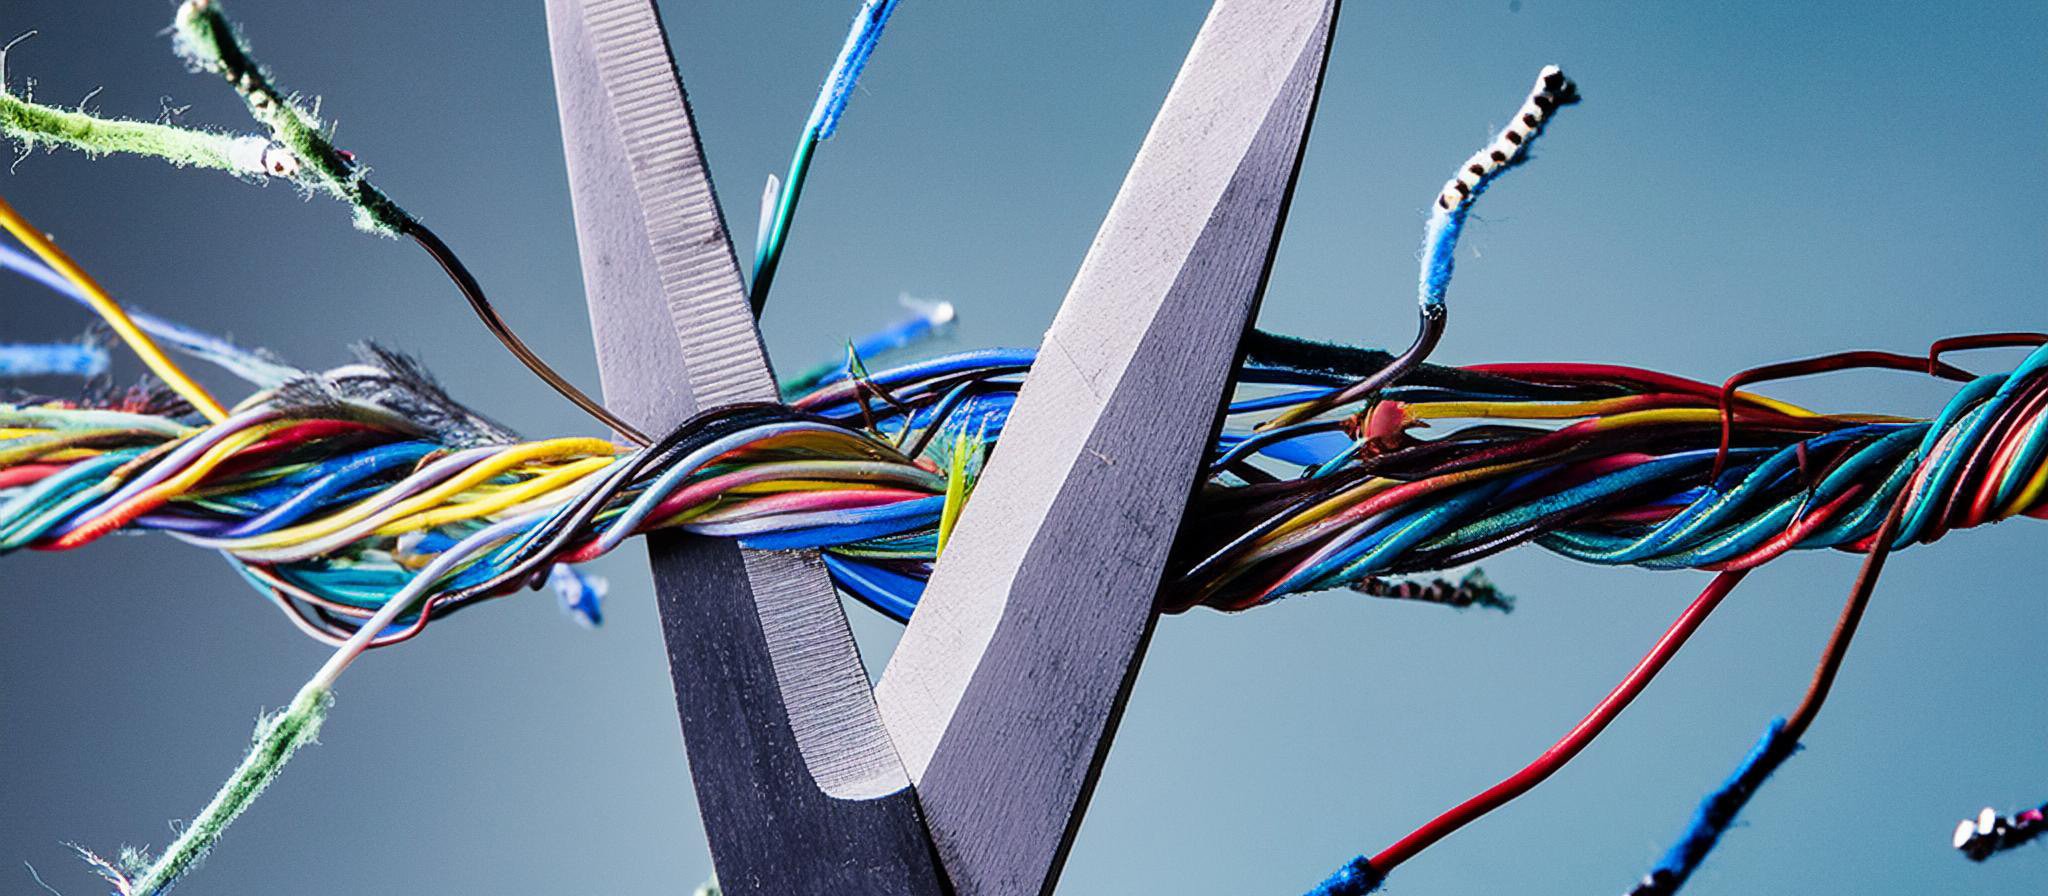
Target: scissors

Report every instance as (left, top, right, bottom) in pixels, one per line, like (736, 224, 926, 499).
(545, 1, 1338, 892)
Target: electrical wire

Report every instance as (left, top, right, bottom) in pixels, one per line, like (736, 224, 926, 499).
(1307, 571, 1748, 895)
(402, 220, 649, 444)
(4, 24, 2041, 893)
(7, 333, 2038, 644)
(0, 195, 227, 421)
(1623, 492, 1911, 895)
(1268, 65, 1577, 429)
(749, 0, 902, 314)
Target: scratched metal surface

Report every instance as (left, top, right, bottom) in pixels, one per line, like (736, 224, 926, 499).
(872, 2, 1342, 893)
(545, 0, 942, 892)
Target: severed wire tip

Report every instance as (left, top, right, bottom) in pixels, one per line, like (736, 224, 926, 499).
(1414, 64, 1579, 314)
(1433, 65, 1578, 213)
(0, 340, 109, 378)
(903, 293, 957, 329)
(809, 0, 902, 140)
(1954, 802, 2048, 861)
(1348, 568, 1512, 612)
(756, 172, 782, 264)
(549, 563, 606, 628)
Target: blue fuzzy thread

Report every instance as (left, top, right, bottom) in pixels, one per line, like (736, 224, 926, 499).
(1419, 207, 1466, 310)
(809, 0, 902, 140)
(548, 564, 606, 628)
(1306, 855, 1384, 896)
(1631, 718, 1799, 895)
(0, 342, 108, 377)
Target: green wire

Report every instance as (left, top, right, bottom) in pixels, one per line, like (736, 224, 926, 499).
(749, 132, 818, 315)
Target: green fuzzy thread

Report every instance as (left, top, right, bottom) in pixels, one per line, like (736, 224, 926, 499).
(172, 0, 413, 236)
(105, 684, 333, 896)
(693, 877, 722, 896)
(0, 91, 257, 173)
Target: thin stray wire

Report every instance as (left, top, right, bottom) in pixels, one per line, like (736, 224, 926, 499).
(404, 220, 649, 445)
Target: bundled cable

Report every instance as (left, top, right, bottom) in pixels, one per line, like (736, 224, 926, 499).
(10, 330, 2041, 638)
(3, 6, 2044, 895)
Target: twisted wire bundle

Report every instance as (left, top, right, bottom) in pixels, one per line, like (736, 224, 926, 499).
(4, 331, 2043, 647)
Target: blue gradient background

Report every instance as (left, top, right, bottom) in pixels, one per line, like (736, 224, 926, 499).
(2, 1, 2045, 893)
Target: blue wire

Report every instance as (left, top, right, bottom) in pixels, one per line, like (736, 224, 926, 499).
(736, 495, 945, 551)
(0, 243, 299, 385)
(218, 443, 438, 537)
(820, 552, 920, 621)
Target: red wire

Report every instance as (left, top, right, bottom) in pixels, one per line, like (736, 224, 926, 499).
(1706, 485, 1866, 572)
(0, 463, 64, 490)
(213, 419, 371, 478)
(1711, 350, 1976, 482)
(1963, 386, 2048, 527)
(1368, 568, 1750, 873)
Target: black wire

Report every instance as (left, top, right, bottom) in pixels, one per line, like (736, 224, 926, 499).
(433, 403, 806, 614)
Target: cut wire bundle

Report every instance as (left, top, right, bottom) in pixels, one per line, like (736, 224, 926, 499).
(8, 305, 2044, 640)
(10, 307, 2047, 895)
(2, 4, 2045, 896)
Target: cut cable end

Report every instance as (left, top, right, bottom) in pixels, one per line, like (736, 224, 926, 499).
(1432, 64, 1578, 214)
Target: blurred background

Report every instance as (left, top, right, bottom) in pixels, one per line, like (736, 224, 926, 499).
(2, 1, 2045, 893)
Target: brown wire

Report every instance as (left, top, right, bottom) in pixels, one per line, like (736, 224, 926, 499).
(1782, 483, 1912, 741)
(403, 220, 650, 445)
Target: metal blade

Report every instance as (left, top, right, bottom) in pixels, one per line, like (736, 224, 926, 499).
(545, 2, 943, 892)
(874, 1, 1340, 892)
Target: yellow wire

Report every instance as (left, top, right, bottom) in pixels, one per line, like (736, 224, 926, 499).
(643, 471, 930, 531)
(372, 455, 615, 536)
(1405, 394, 1823, 423)
(0, 432, 124, 467)
(0, 195, 228, 422)
(729, 479, 890, 495)
(222, 437, 618, 550)
(2013, 452, 2048, 514)
(1736, 391, 1824, 419)
(648, 500, 724, 530)
(40, 448, 109, 463)
(149, 423, 291, 495)
(935, 429, 972, 556)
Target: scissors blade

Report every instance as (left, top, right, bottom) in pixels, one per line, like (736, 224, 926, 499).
(545, 2, 943, 893)
(874, 1, 1339, 891)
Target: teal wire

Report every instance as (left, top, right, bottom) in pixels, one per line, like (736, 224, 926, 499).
(749, 135, 818, 315)
(748, 0, 904, 314)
